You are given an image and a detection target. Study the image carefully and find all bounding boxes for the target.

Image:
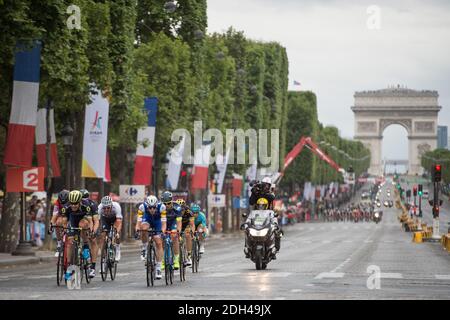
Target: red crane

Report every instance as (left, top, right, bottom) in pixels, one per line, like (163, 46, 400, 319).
(273, 136, 346, 184)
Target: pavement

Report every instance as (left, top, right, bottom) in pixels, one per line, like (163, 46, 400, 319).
(0, 181, 449, 299)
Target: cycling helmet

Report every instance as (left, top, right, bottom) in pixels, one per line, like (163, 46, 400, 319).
(101, 196, 113, 207)
(256, 197, 269, 210)
(145, 195, 158, 207)
(79, 188, 90, 199)
(161, 191, 173, 204)
(58, 189, 69, 205)
(68, 190, 82, 204)
(191, 204, 200, 213)
(262, 177, 271, 184)
(175, 198, 186, 206)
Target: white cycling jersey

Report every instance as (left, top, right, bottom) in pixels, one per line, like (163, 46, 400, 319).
(98, 201, 123, 219)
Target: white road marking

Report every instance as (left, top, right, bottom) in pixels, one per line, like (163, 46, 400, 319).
(314, 272, 345, 279)
(435, 275, 450, 280)
(26, 275, 54, 279)
(364, 240, 373, 243)
(291, 289, 302, 293)
(322, 240, 331, 244)
(247, 272, 291, 278)
(116, 273, 130, 276)
(380, 273, 403, 279)
(28, 295, 42, 298)
(206, 272, 239, 277)
(305, 284, 314, 287)
(343, 240, 352, 243)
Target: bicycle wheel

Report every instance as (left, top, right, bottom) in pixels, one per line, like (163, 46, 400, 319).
(57, 248, 64, 286)
(146, 242, 155, 287)
(82, 248, 91, 284)
(191, 239, 198, 273)
(195, 240, 201, 272)
(169, 242, 174, 284)
(101, 242, 108, 281)
(164, 245, 170, 286)
(179, 241, 184, 282)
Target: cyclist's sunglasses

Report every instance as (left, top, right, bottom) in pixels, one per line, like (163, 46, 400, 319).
(164, 202, 172, 206)
(148, 206, 157, 210)
(70, 202, 80, 206)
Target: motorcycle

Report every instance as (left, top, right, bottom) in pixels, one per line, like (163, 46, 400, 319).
(373, 211, 382, 224)
(241, 210, 278, 270)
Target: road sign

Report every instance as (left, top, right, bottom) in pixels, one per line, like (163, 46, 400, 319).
(119, 185, 146, 203)
(208, 194, 226, 208)
(6, 167, 44, 192)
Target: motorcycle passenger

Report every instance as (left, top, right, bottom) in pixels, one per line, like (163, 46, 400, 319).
(249, 177, 275, 210)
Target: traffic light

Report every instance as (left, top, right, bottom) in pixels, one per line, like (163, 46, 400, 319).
(418, 184, 423, 196)
(433, 205, 439, 218)
(413, 186, 417, 197)
(433, 164, 442, 182)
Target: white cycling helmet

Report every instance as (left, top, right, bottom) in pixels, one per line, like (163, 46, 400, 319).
(101, 196, 113, 207)
(145, 195, 158, 207)
(262, 177, 271, 184)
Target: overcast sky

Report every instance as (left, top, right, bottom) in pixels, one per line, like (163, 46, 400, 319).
(207, 0, 450, 161)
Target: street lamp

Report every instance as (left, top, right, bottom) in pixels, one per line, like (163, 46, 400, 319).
(61, 123, 74, 190)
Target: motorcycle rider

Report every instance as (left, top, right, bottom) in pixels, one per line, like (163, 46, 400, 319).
(249, 177, 275, 210)
(241, 197, 282, 259)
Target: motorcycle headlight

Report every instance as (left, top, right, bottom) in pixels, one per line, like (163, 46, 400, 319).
(249, 228, 268, 237)
(374, 213, 379, 218)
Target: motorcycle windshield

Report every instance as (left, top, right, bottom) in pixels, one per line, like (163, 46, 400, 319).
(248, 210, 272, 229)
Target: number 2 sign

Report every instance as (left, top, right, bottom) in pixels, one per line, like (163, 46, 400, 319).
(6, 167, 44, 192)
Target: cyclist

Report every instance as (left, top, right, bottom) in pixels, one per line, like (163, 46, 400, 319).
(49, 189, 69, 257)
(175, 198, 195, 266)
(160, 191, 182, 270)
(136, 195, 166, 280)
(80, 189, 99, 278)
(96, 196, 123, 265)
(63, 190, 97, 281)
(191, 204, 208, 254)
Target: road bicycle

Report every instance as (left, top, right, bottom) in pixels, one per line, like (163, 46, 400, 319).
(163, 231, 175, 285)
(100, 226, 118, 281)
(145, 229, 159, 287)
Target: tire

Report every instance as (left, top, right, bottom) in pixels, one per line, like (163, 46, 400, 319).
(164, 242, 170, 286)
(84, 259, 90, 284)
(57, 249, 64, 286)
(262, 263, 267, 270)
(179, 242, 184, 282)
(101, 243, 108, 281)
(191, 239, 197, 273)
(169, 243, 174, 285)
(146, 243, 155, 287)
(255, 249, 263, 270)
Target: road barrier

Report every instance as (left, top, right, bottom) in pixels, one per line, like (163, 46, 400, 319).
(441, 234, 450, 252)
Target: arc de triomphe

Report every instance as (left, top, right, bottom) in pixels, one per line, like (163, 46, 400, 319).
(352, 87, 441, 176)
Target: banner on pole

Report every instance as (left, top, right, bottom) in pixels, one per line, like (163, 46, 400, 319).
(133, 97, 158, 186)
(4, 41, 42, 167)
(82, 88, 109, 178)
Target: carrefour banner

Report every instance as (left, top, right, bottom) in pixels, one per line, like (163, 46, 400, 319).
(81, 88, 109, 178)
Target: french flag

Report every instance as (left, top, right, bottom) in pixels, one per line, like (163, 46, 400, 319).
(36, 108, 61, 177)
(3, 41, 41, 167)
(232, 173, 243, 197)
(104, 151, 111, 182)
(133, 97, 158, 186)
(190, 142, 212, 190)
